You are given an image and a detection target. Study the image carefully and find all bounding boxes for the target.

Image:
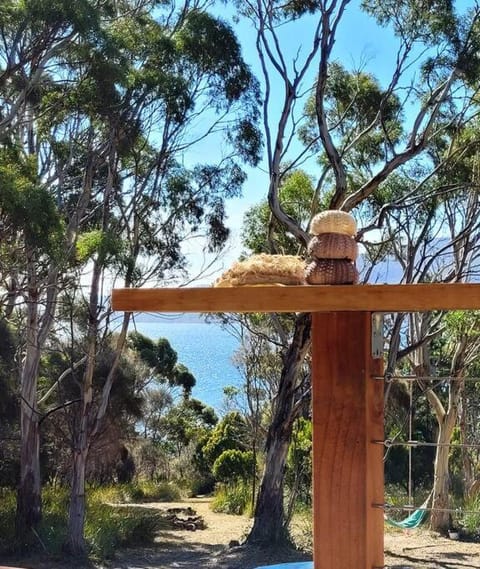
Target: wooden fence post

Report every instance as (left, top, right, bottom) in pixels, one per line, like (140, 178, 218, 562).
(311, 312, 384, 569)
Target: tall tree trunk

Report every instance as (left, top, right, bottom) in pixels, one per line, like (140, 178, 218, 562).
(460, 390, 474, 497)
(429, 391, 461, 532)
(430, 421, 455, 531)
(64, 253, 101, 555)
(65, 142, 131, 553)
(16, 397, 41, 535)
(248, 434, 292, 543)
(247, 313, 311, 544)
(66, 443, 89, 554)
(16, 253, 42, 537)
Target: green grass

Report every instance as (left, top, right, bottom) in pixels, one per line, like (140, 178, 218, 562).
(88, 480, 181, 504)
(85, 502, 166, 558)
(0, 482, 177, 559)
(211, 482, 252, 515)
(0, 488, 17, 553)
(289, 504, 313, 551)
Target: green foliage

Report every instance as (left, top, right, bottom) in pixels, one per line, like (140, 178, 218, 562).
(289, 504, 313, 551)
(286, 418, 312, 506)
(155, 398, 218, 463)
(20, 0, 103, 36)
(174, 11, 260, 106)
(362, 0, 458, 44)
(211, 481, 252, 515)
(129, 332, 178, 377)
(241, 169, 315, 254)
(460, 494, 480, 536)
(128, 332, 197, 395)
(37, 485, 70, 552)
(362, 1, 480, 83)
(128, 333, 197, 395)
(0, 0, 263, 550)
(87, 481, 181, 505)
(0, 319, 18, 439)
(201, 412, 248, 467)
(384, 483, 411, 511)
(0, 485, 69, 553)
(281, 0, 323, 18)
(301, 62, 402, 190)
(445, 310, 480, 340)
(75, 229, 124, 265)
(212, 449, 255, 483)
(384, 384, 435, 491)
(448, 427, 466, 498)
(85, 485, 175, 556)
(173, 363, 195, 396)
(0, 149, 65, 257)
(187, 475, 215, 497)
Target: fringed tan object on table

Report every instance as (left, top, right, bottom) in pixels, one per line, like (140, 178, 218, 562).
(306, 210, 359, 285)
(214, 253, 305, 287)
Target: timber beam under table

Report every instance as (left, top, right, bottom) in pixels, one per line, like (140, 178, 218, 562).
(112, 283, 480, 313)
(111, 283, 480, 569)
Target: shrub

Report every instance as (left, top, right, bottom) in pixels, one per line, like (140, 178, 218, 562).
(138, 480, 181, 502)
(122, 481, 181, 502)
(0, 485, 69, 554)
(100, 481, 180, 503)
(85, 502, 165, 558)
(213, 450, 255, 484)
(88, 484, 125, 504)
(460, 494, 480, 537)
(211, 482, 252, 515)
(188, 475, 215, 497)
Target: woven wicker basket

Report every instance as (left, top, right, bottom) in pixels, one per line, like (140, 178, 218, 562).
(308, 233, 358, 261)
(309, 210, 357, 236)
(305, 259, 359, 285)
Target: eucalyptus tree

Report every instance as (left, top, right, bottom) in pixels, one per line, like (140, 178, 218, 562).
(0, 0, 117, 538)
(54, 2, 261, 554)
(0, 0, 261, 550)
(229, 0, 480, 544)
(367, 178, 480, 531)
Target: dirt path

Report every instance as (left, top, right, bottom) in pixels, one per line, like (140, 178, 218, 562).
(384, 528, 480, 568)
(3, 498, 480, 568)
(114, 499, 480, 569)
(112, 498, 311, 569)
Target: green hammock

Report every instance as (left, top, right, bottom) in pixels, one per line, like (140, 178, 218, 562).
(385, 492, 432, 529)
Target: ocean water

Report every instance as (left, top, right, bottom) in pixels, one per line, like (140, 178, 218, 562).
(132, 318, 242, 411)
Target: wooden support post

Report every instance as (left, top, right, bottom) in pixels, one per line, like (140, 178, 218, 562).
(311, 312, 384, 569)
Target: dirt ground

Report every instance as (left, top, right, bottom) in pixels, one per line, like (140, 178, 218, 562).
(3, 497, 480, 569)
